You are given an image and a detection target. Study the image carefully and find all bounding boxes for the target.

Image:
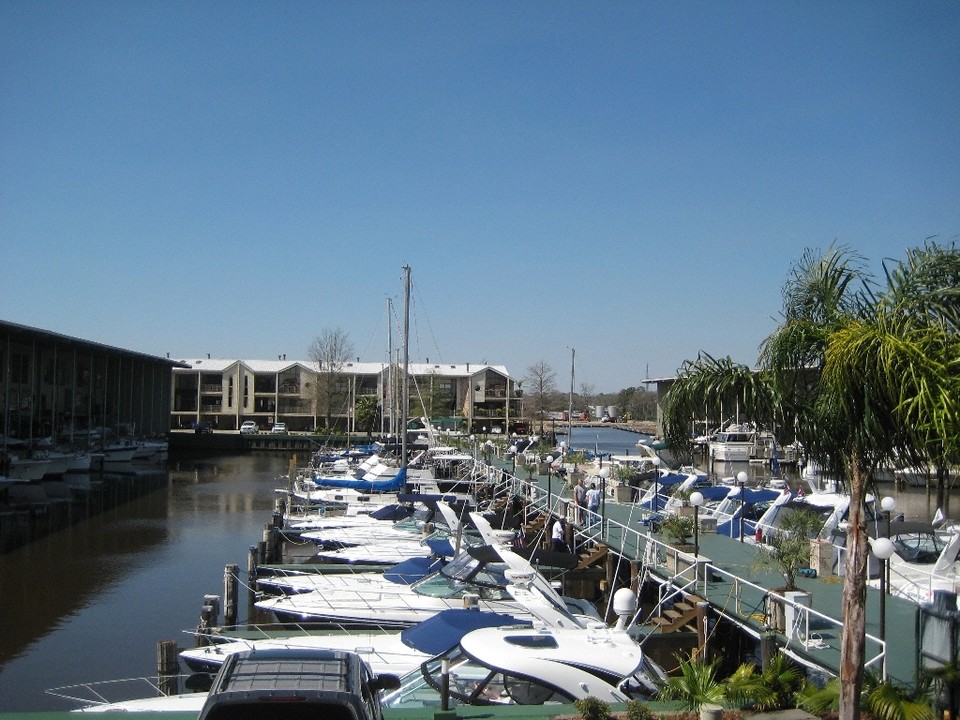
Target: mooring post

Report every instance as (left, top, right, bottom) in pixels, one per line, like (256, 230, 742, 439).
(224, 564, 239, 628)
(156, 639, 179, 696)
(696, 601, 710, 661)
(760, 630, 777, 670)
(247, 545, 259, 614)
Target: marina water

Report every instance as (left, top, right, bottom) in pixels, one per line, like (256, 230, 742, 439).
(0, 428, 945, 711)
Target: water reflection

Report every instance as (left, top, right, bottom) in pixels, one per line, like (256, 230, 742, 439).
(0, 453, 291, 712)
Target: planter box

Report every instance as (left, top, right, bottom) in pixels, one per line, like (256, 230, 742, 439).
(810, 538, 834, 577)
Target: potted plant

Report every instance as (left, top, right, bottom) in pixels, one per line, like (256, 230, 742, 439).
(753, 507, 823, 630)
(660, 513, 695, 549)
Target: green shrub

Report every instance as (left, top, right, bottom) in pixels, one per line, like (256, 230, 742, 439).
(625, 699, 655, 720)
(573, 696, 611, 720)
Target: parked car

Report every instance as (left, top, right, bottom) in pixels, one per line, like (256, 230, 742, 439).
(192, 422, 213, 434)
(197, 648, 399, 720)
(271, 423, 287, 434)
(239, 421, 258, 435)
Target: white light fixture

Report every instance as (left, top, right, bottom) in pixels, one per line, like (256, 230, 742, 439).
(880, 496, 896, 513)
(690, 491, 704, 507)
(872, 536, 896, 561)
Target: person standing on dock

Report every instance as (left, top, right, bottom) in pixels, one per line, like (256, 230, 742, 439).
(574, 477, 587, 524)
(551, 516, 568, 552)
(585, 482, 601, 526)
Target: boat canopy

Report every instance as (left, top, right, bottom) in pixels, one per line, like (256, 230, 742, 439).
(400, 609, 529, 655)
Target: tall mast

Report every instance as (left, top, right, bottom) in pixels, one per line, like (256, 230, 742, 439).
(385, 297, 393, 437)
(568, 347, 575, 447)
(401, 265, 411, 468)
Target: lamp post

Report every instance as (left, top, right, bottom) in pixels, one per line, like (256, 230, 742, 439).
(545, 455, 554, 510)
(872, 535, 896, 670)
(509, 444, 518, 476)
(690, 491, 704, 559)
(484, 439, 494, 465)
(651, 456, 662, 515)
(880, 495, 896, 594)
(598, 466, 610, 528)
(736, 470, 749, 542)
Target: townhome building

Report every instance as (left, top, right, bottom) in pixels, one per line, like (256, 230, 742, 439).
(170, 357, 526, 436)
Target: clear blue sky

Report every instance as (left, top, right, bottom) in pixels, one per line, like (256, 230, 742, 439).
(2, 1, 958, 393)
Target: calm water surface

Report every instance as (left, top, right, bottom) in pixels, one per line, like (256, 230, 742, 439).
(0, 452, 290, 712)
(0, 430, 945, 711)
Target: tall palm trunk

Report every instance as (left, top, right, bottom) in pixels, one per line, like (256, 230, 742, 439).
(839, 453, 870, 720)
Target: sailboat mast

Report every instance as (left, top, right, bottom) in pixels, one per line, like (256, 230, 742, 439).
(568, 348, 575, 448)
(401, 265, 411, 469)
(385, 297, 393, 438)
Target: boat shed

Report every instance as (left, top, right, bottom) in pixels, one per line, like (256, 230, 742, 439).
(0, 319, 187, 446)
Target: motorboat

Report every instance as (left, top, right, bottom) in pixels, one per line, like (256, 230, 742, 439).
(133, 438, 169, 462)
(756, 488, 878, 542)
(634, 468, 708, 513)
(383, 587, 667, 709)
(100, 440, 139, 463)
(868, 521, 960, 604)
(6, 454, 52, 481)
(255, 526, 600, 629)
(708, 422, 787, 464)
(256, 545, 598, 628)
(704, 485, 791, 539)
(180, 608, 525, 677)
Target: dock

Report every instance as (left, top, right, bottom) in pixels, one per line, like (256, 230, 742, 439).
(480, 454, 953, 691)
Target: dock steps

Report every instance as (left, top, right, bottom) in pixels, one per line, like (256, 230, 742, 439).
(648, 592, 704, 634)
(577, 544, 608, 569)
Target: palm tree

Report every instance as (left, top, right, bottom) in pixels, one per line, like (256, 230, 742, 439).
(657, 656, 728, 712)
(661, 242, 960, 720)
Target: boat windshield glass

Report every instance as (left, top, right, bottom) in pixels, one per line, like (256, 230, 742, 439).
(411, 553, 510, 599)
(390, 655, 573, 707)
(893, 532, 947, 564)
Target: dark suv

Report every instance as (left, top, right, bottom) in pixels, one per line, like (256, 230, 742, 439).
(197, 648, 400, 720)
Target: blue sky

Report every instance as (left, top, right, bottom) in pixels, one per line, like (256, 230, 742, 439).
(2, 2, 958, 392)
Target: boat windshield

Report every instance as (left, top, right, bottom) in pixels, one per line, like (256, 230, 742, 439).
(893, 532, 948, 564)
(385, 654, 573, 708)
(411, 553, 510, 600)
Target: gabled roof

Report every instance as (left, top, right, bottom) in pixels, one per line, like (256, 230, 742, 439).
(173, 359, 513, 379)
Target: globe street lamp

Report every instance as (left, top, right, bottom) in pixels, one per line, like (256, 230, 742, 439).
(880, 495, 897, 595)
(690, 491, 705, 559)
(872, 536, 896, 653)
(598, 466, 611, 528)
(881, 496, 896, 535)
(651, 456, 662, 515)
(736, 470, 749, 542)
(545, 455, 554, 510)
(509, 444, 518, 476)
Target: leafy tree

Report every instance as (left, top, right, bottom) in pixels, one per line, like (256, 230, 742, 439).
(353, 395, 378, 438)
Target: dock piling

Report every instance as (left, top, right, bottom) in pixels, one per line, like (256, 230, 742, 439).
(156, 639, 180, 696)
(224, 564, 239, 628)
